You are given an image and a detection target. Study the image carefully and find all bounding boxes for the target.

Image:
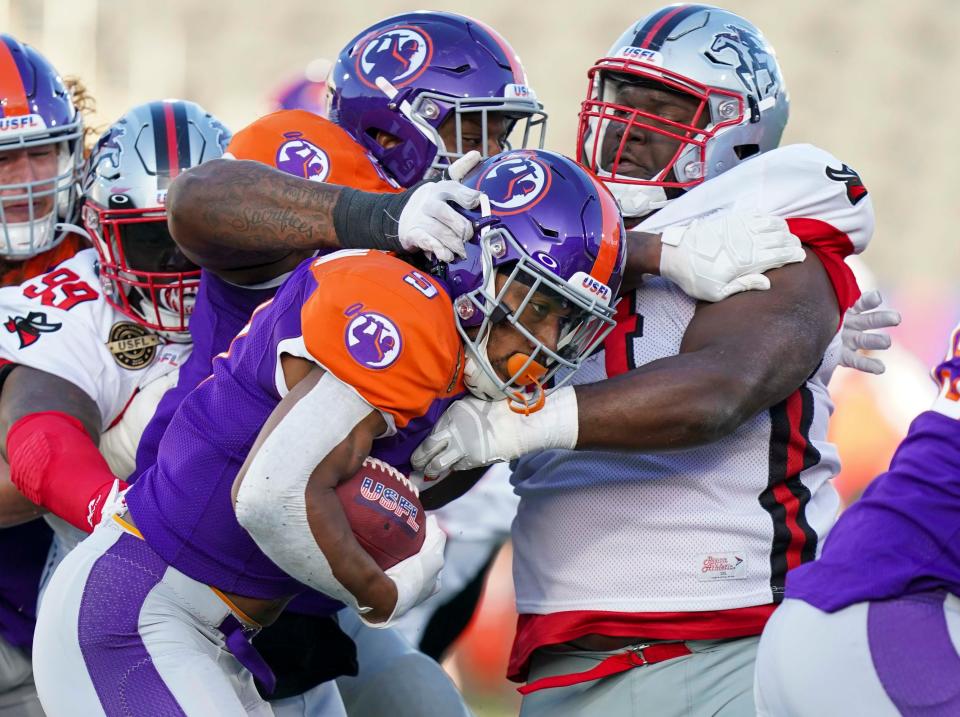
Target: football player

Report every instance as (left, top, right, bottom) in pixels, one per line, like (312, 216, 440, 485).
(0, 100, 229, 542)
(409, 6, 892, 715)
(31, 149, 627, 717)
(754, 321, 960, 715)
(125, 14, 552, 713)
(0, 101, 480, 717)
(0, 34, 89, 717)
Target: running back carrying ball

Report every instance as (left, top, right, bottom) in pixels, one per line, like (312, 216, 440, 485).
(336, 457, 426, 569)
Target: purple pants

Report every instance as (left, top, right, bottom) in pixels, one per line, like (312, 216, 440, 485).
(756, 592, 960, 716)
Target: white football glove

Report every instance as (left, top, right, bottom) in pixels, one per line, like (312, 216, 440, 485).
(411, 387, 579, 479)
(840, 289, 901, 375)
(361, 514, 446, 629)
(397, 151, 484, 262)
(659, 212, 806, 302)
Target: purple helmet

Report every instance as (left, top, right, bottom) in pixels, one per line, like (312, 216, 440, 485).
(328, 12, 547, 187)
(434, 149, 626, 411)
(0, 34, 83, 259)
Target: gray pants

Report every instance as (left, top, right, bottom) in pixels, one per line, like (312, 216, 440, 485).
(520, 637, 759, 717)
(0, 636, 43, 717)
(336, 610, 472, 717)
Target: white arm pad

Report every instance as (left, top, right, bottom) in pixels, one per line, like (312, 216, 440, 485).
(234, 371, 375, 609)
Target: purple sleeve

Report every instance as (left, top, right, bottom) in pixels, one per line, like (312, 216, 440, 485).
(132, 271, 277, 479)
(786, 409, 960, 610)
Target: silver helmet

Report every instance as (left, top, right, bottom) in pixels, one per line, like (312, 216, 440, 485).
(577, 4, 789, 218)
(81, 100, 230, 340)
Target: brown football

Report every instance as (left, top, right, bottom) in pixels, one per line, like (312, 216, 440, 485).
(335, 457, 426, 570)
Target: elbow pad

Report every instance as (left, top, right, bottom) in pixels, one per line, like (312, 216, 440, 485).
(6, 411, 126, 532)
(234, 372, 374, 608)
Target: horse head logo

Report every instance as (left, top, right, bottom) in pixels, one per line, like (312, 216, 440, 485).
(704, 24, 780, 99)
(344, 310, 403, 370)
(275, 132, 331, 182)
(477, 154, 553, 216)
(356, 26, 434, 90)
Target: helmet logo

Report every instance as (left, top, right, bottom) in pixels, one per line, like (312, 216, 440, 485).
(356, 26, 434, 90)
(704, 25, 780, 99)
(84, 125, 127, 195)
(477, 154, 553, 216)
(534, 252, 558, 270)
(275, 131, 331, 182)
(344, 307, 403, 370)
(614, 46, 663, 66)
(0, 114, 45, 132)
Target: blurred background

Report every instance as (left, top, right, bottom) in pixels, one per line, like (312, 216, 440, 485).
(4, 1, 956, 714)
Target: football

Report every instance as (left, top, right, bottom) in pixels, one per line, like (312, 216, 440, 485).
(335, 456, 426, 570)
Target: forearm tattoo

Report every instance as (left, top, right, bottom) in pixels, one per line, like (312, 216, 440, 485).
(191, 160, 341, 252)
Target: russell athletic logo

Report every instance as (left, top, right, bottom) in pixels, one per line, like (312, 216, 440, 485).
(356, 26, 434, 89)
(477, 153, 552, 216)
(275, 132, 331, 182)
(344, 305, 402, 370)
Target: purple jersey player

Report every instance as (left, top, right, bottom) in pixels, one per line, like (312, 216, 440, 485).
(755, 321, 960, 716)
(29, 149, 626, 717)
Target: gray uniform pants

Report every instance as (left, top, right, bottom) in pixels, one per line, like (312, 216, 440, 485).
(0, 636, 43, 717)
(520, 637, 759, 717)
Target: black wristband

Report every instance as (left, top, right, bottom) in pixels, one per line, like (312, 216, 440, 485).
(332, 183, 426, 252)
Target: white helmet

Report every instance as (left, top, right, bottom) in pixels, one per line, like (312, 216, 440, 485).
(577, 4, 789, 218)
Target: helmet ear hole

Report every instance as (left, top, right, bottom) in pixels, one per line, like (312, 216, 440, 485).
(734, 144, 759, 160)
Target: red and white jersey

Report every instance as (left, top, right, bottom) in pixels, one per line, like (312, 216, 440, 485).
(508, 144, 874, 679)
(0, 249, 190, 431)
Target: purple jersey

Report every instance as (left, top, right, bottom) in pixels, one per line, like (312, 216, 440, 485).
(787, 333, 960, 611)
(133, 270, 276, 478)
(126, 251, 464, 600)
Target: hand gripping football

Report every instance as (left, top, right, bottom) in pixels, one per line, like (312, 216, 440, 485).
(335, 457, 426, 570)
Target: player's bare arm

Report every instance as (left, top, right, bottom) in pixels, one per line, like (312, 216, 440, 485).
(0, 366, 101, 442)
(0, 366, 116, 529)
(168, 154, 482, 286)
(169, 159, 341, 281)
(414, 248, 839, 476)
(232, 358, 399, 625)
(0, 458, 41, 527)
(575, 247, 838, 449)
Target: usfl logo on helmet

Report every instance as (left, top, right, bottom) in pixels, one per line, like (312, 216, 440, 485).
(275, 131, 331, 182)
(477, 153, 553, 216)
(356, 25, 434, 90)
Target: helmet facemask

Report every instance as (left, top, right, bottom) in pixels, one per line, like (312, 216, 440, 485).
(452, 223, 617, 414)
(374, 77, 547, 181)
(578, 58, 745, 217)
(83, 202, 199, 341)
(0, 131, 83, 259)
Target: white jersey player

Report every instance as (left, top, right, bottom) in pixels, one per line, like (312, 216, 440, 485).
(412, 6, 891, 716)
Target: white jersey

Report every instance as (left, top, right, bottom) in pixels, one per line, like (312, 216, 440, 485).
(0, 249, 189, 430)
(511, 144, 874, 616)
(0, 249, 190, 551)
